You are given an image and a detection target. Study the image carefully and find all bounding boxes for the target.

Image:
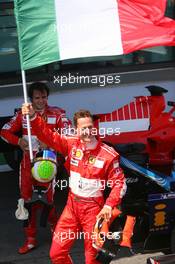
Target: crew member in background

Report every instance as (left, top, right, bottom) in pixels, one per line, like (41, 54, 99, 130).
(0, 82, 71, 254)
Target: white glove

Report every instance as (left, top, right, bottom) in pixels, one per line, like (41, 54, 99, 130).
(15, 198, 29, 220)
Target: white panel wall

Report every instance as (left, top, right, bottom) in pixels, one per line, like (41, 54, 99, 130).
(0, 80, 175, 119)
(49, 80, 175, 120)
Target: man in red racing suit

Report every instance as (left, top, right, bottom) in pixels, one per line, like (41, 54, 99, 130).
(0, 82, 71, 254)
(22, 105, 127, 264)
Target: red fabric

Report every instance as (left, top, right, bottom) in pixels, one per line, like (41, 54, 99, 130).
(20, 152, 57, 238)
(50, 193, 102, 264)
(31, 115, 126, 208)
(0, 106, 71, 240)
(0, 106, 71, 146)
(1, 112, 22, 145)
(18, 236, 37, 254)
(31, 115, 126, 262)
(118, 0, 175, 53)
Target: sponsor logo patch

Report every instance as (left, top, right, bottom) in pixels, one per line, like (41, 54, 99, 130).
(75, 149, 83, 160)
(94, 159, 104, 168)
(88, 156, 96, 165)
(47, 117, 56, 124)
(113, 161, 119, 168)
(70, 158, 79, 166)
(61, 117, 68, 122)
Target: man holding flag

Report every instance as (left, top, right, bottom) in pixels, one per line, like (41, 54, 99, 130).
(11, 0, 174, 260)
(22, 104, 127, 264)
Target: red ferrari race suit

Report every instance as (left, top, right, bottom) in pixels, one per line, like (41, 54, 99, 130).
(30, 115, 127, 264)
(0, 105, 71, 240)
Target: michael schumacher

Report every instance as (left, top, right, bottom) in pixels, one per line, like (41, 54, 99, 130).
(22, 103, 127, 264)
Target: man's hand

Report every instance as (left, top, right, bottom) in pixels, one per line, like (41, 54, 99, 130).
(22, 103, 35, 118)
(96, 206, 112, 222)
(18, 138, 28, 152)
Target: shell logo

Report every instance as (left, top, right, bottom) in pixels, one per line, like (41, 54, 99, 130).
(154, 203, 166, 227)
(75, 149, 83, 159)
(155, 204, 166, 210)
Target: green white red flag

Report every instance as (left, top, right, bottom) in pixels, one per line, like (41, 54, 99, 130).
(14, 0, 175, 70)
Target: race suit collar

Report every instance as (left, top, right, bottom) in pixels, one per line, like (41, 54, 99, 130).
(35, 104, 48, 118)
(80, 137, 101, 151)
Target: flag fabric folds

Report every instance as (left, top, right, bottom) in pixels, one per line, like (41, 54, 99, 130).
(14, 0, 175, 70)
(118, 0, 175, 53)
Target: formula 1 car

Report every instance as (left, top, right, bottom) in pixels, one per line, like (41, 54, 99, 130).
(94, 85, 175, 173)
(94, 86, 175, 254)
(120, 156, 175, 253)
(92, 155, 175, 263)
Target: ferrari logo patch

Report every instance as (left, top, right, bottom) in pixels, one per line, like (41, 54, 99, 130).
(88, 156, 96, 164)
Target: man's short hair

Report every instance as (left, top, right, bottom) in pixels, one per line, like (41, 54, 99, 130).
(73, 109, 93, 127)
(28, 82, 49, 100)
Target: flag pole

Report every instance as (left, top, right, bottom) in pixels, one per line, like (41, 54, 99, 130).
(21, 70, 33, 161)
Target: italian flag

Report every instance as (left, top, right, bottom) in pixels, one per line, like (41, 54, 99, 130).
(14, 0, 175, 70)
